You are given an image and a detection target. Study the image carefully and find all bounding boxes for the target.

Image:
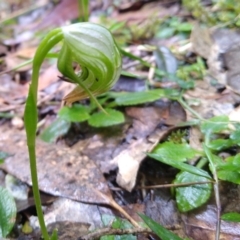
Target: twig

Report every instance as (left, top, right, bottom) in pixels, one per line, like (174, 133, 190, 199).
(93, 189, 140, 228)
(80, 227, 152, 240)
(110, 181, 214, 191)
(0, 1, 49, 25)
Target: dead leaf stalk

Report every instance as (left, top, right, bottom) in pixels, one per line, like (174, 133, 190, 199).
(79, 227, 152, 240)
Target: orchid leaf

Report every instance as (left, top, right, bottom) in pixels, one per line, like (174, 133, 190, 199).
(58, 104, 90, 122)
(40, 118, 71, 143)
(114, 89, 179, 106)
(88, 108, 124, 127)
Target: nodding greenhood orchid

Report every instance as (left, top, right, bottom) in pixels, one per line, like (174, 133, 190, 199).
(23, 23, 122, 240)
(25, 22, 122, 138)
(58, 23, 122, 104)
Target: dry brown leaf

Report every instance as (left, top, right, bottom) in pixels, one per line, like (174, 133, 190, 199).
(0, 73, 28, 102)
(30, 198, 113, 230)
(32, 0, 103, 31)
(38, 65, 60, 91)
(185, 204, 240, 240)
(73, 103, 186, 192)
(0, 125, 111, 204)
(184, 81, 234, 120)
(229, 106, 240, 122)
(4, 53, 32, 72)
(113, 1, 180, 24)
(16, 46, 37, 59)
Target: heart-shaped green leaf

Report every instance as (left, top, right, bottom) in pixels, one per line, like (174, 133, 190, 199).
(88, 108, 124, 127)
(58, 104, 90, 122)
(174, 171, 212, 212)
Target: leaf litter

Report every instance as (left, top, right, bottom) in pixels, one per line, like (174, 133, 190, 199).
(0, 125, 111, 204)
(2, 0, 240, 239)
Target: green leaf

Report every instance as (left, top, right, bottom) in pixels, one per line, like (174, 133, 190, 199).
(152, 142, 200, 162)
(119, 48, 194, 89)
(0, 112, 15, 119)
(208, 139, 234, 151)
(148, 152, 211, 179)
(0, 187, 17, 237)
(156, 27, 175, 39)
(214, 154, 240, 184)
(50, 229, 58, 240)
(221, 212, 240, 222)
(115, 89, 179, 106)
(176, 22, 193, 32)
(201, 115, 229, 134)
(100, 215, 136, 240)
(88, 109, 125, 127)
(0, 152, 10, 164)
(232, 154, 240, 165)
(100, 236, 115, 240)
(121, 70, 142, 78)
(230, 129, 240, 144)
(174, 171, 212, 212)
(218, 170, 240, 184)
(40, 118, 71, 143)
(58, 104, 90, 122)
(139, 214, 183, 240)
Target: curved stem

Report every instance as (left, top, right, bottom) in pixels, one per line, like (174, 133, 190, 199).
(178, 97, 205, 121)
(24, 29, 63, 240)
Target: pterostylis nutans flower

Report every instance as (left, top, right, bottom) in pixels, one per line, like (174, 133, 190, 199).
(24, 22, 122, 240)
(58, 23, 122, 105)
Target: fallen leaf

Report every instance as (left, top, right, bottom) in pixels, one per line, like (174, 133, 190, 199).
(0, 125, 111, 204)
(184, 204, 240, 240)
(73, 103, 186, 192)
(30, 198, 113, 230)
(229, 106, 240, 122)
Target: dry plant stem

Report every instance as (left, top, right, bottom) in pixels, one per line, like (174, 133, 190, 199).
(137, 181, 214, 189)
(0, 53, 58, 76)
(94, 189, 140, 228)
(0, 1, 48, 25)
(80, 227, 152, 240)
(110, 181, 214, 191)
(109, 199, 140, 228)
(0, 59, 32, 76)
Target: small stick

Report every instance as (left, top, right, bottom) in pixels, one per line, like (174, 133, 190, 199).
(80, 227, 152, 240)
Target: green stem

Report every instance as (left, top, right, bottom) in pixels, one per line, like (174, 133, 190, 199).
(178, 97, 205, 121)
(204, 138, 221, 240)
(77, 0, 89, 22)
(24, 29, 63, 240)
(196, 157, 208, 169)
